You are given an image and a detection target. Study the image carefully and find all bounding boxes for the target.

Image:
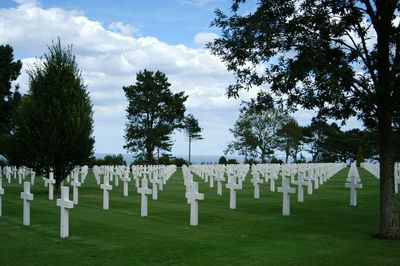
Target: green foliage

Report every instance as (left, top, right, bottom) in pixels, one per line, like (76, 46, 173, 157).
(172, 157, 188, 167)
(183, 113, 203, 164)
(183, 114, 203, 141)
(270, 156, 284, 164)
(226, 158, 239, 164)
(123, 69, 187, 164)
(0, 157, 7, 167)
(0, 44, 22, 152)
(226, 105, 290, 163)
(157, 153, 173, 165)
(302, 119, 377, 163)
(356, 146, 364, 167)
(209, 1, 400, 237)
(4, 39, 94, 186)
(94, 154, 127, 166)
(277, 118, 304, 163)
(218, 156, 227, 164)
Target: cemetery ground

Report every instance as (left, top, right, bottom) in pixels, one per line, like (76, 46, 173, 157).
(0, 168, 399, 265)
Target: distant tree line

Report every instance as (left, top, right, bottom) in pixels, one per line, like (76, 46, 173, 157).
(225, 92, 398, 165)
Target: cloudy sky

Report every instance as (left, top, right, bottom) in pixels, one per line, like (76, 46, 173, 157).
(0, 0, 362, 157)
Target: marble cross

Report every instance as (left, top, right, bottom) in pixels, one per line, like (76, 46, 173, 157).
(226, 176, 242, 209)
(100, 173, 113, 210)
(45, 172, 56, 200)
(293, 173, 306, 202)
(185, 182, 204, 226)
(251, 171, 263, 199)
(138, 178, 152, 217)
(345, 175, 362, 207)
(215, 173, 225, 196)
(122, 172, 131, 197)
(151, 174, 161, 200)
(20, 181, 34, 226)
(0, 177, 4, 216)
(277, 178, 296, 216)
(72, 173, 81, 205)
(56, 186, 74, 238)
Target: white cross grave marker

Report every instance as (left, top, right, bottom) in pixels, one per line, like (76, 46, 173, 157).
(30, 170, 36, 185)
(277, 178, 296, 216)
(72, 173, 81, 205)
(151, 174, 161, 200)
(138, 178, 152, 217)
(20, 181, 34, 226)
(100, 173, 113, 210)
(226, 176, 242, 209)
(215, 173, 224, 196)
(122, 172, 131, 197)
(0, 177, 4, 216)
(45, 172, 56, 200)
(185, 182, 204, 226)
(345, 176, 362, 207)
(251, 171, 263, 199)
(293, 173, 306, 202)
(56, 186, 74, 238)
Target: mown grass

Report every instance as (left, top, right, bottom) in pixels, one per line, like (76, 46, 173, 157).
(0, 167, 399, 265)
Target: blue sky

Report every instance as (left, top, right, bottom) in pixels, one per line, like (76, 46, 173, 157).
(2, 0, 233, 47)
(0, 0, 363, 158)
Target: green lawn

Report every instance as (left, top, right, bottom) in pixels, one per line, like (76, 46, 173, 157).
(0, 167, 399, 265)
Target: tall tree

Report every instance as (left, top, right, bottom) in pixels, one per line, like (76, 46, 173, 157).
(226, 106, 289, 162)
(183, 114, 203, 164)
(277, 118, 304, 163)
(123, 69, 187, 164)
(209, 0, 400, 239)
(4, 39, 94, 189)
(0, 44, 22, 153)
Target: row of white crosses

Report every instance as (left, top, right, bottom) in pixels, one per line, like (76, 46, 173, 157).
(360, 162, 380, 179)
(190, 164, 249, 209)
(6, 164, 177, 238)
(0, 175, 4, 216)
(1, 166, 35, 185)
(345, 163, 363, 207)
(190, 163, 345, 216)
(182, 165, 204, 226)
(361, 162, 400, 194)
(98, 164, 176, 214)
(136, 165, 177, 217)
(21, 170, 74, 238)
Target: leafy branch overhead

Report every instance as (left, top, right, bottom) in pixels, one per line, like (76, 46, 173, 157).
(209, 0, 400, 239)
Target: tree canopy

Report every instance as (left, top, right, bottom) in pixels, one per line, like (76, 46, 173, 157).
(0, 44, 22, 151)
(209, 0, 400, 239)
(123, 69, 187, 164)
(4, 39, 94, 188)
(226, 105, 289, 163)
(183, 114, 203, 164)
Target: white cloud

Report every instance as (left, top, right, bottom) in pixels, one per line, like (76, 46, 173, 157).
(0, 2, 241, 154)
(2, 2, 363, 155)
(193, 31, 219, 48)
(109, 22, 138, 36)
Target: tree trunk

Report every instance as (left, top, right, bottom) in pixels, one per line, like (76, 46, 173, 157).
(375, 1, 399, 238)
(55, 176, 61, 193)
(261, 150, 266, 163)
(378, 108, 399, 239)
(146, 145, 153, 165)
